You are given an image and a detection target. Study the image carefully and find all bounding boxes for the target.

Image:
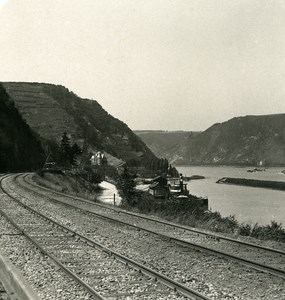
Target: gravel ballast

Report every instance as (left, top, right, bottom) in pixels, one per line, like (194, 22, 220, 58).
(2, 175, 285, 300)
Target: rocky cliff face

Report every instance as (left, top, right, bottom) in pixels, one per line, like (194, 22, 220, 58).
(137, 115, 285, 166)
(2, 82, 155, 167)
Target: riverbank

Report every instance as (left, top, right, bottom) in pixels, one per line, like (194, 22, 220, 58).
(33, 172, 285, 243)
(118, 189, 285, 243)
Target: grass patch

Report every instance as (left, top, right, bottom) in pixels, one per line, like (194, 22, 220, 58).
(33, 172, 101, 202)
(239, 221, 285, 241)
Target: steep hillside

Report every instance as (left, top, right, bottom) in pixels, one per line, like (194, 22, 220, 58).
(0, 84, 44, 171)
(2, 82, 155, 167)
(135, 130, 200, 163)
(175, 114, 285, 166)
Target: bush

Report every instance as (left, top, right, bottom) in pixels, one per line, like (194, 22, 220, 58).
(117, 166, 137, 206)
(239, 223, 252, 236)
(250, 221, 285, 241)
(104, 165, 119, 181)
(79, 166, 104, 185)
(223, 215, 238, 231)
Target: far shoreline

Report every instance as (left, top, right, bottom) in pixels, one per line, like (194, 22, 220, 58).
(175, 164, 285, 168)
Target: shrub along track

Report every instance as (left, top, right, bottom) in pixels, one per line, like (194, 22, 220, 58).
(3, 173, 285, 299)
(21, 173, 285, 278)
(0, 174, 210, 300)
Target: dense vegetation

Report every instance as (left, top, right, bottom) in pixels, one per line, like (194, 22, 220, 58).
(2, 82, 157, 169)
(57, 131, 82, 168)
(143, 156, 178, 177)
(0, 84, 44, 171)
(116, 166, 137, 206)
(1, 82, 176, 181)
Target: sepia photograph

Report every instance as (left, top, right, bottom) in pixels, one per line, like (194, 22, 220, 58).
(0, 1, 284, 299)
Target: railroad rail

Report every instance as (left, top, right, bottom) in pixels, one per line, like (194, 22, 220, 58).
(16, 173, 285, 279)
(0, 174, 210, 300)
(0, 174, 40, 300)
(0, 250, 40, 300)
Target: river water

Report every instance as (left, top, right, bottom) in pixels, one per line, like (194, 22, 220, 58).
(176, 166, 285, 226)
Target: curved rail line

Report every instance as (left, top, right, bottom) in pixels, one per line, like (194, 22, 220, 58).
(0, 174, 210, 300)
(24, 174, 285, 254)
(16, 173, 285, 279)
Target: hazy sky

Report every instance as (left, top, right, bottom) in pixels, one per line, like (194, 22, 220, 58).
(1, 0, 285, 131)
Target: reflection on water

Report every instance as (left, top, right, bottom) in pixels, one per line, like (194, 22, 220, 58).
(177, 166, 285, 226)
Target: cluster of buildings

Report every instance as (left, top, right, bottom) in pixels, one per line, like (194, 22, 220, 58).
(148, 174, 188, 199)
(147, 174, 208, 210)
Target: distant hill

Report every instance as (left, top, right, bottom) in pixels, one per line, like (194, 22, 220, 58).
(2, 82, 156, 167)
(135, 130, 200, 164)
(136, 114, 285, 166)
(0, 84, 44, 171)
(174, 114, 285, 166)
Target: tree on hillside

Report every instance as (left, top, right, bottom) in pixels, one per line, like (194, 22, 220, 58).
(71, 143, 82, 166)
(117, 166, 137, 205)
(80, 166, 104, 186)
(58, 131, 72, 167)
(58, 132, 82, 167)
(168, 164, 179, 177)
(147, 157, 170, 176)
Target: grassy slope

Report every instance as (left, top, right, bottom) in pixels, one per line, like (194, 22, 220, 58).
(32, 172, 100, 202)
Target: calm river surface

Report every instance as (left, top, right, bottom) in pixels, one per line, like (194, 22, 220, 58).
(176, 166, 285, 226)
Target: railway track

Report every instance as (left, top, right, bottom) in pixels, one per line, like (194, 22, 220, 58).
(18, 173, 285, 279)
(0, 182, 40, 300)
(0, 249, 40, 300)
(0, 174, 210, 300)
